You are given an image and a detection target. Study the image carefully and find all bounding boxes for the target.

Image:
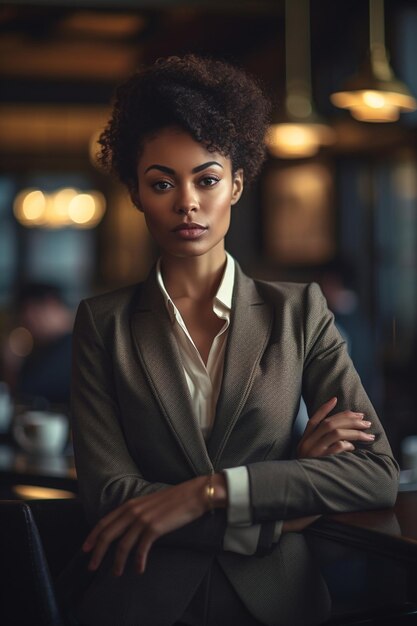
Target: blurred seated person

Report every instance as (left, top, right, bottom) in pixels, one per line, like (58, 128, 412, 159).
(11, 282, 73, 408)
(293, 258, 380, 443)
(316, 258, 382, 409)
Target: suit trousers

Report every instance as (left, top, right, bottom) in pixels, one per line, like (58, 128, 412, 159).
(175, 559, 265, 626)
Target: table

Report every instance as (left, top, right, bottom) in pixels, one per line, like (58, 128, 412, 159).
(0, 443, 77, 495)
(310, 491, 417, 565)
(307, 492, 417, 621)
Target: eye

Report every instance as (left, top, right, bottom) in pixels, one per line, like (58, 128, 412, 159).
(199, 176, 220, 187)
(152, 180, 174, 192)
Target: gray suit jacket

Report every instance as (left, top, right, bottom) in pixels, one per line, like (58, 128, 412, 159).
(71, 263, 399, 626)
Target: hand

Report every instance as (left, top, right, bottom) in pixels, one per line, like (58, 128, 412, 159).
(296, 396, 375, 459)
(284, 397, 374, 533)
(82, 473, 227, 576)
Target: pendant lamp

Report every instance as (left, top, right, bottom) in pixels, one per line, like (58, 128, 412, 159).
(266, 0, 334, 159)
(331, 0, 417, 122)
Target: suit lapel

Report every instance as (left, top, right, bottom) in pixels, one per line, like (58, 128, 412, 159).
(207, 266, 273, 466)
(130, 268, 213, 476)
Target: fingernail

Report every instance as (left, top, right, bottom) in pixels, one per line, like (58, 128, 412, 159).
(366, 434, 375, 439)
(355, 413, 365, 419)
(363, 420, 371, 427)
(113, 568, 122, 577)
(82, 542, 91, 552)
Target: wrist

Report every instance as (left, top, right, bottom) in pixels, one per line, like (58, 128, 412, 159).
(211, 473, 228, 509)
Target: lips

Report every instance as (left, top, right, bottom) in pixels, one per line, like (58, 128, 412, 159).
(172, 222, 207, 232)
(172, 222, 208, 240)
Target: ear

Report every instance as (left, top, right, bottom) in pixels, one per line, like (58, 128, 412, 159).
(129, 186, 143, 212)
(231, 169, 244, 206)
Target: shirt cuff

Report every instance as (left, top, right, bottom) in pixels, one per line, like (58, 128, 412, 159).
(223, 466, 252, 526)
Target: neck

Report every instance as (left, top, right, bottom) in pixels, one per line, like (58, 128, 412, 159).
(160, 245, 227, 301)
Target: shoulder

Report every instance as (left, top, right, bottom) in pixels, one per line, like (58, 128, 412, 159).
(74, 283, 144, 340)
(82, 283, 141, 317)
(234, 263, 327, 316)
(251, 276, 325, 312)
(247, 276, 336, 357)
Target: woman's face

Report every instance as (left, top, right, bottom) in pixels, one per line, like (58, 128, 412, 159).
(135, 127, 243, 262)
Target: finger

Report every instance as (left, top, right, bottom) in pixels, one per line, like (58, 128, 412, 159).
(301, 441, 348, 458)
(326, 440, 355, 455)
(307, 397, 338, 430)
(300, 426, 374, 458)
(113, 521, 144, 577)
(299, 415, 370, 456)
(135, 529, 158, 574)
(321, 411, 366, 423)
(320, 429, 375, 449)
(303, 429, 374, 457)
(83, 504, 130, 552)
(88, 514, 135, 571)
(319, 416, 371, 431)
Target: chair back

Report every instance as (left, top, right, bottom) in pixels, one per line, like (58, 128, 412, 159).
(0, 499, 88, 626)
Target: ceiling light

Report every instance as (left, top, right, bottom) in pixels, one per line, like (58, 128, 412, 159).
(266, 0, 334, 159)
(330, 0, 417, 122)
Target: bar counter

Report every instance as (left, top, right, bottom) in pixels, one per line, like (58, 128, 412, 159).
(310, 491, 417, 564)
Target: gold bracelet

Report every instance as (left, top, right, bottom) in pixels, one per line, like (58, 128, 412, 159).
(206, 473, 215, 515)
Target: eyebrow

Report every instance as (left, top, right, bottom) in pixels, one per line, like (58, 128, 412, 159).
(144, 161, 223, 175)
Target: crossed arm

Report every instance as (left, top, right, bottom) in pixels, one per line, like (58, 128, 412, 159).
(82, 396, 376, 577)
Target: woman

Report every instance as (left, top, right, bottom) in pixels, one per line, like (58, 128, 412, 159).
(71, 55, 398, 626)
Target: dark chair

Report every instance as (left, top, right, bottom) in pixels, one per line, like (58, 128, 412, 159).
(0, 498, 88, 626)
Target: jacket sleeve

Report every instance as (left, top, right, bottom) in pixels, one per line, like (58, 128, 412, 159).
(71, 300, 169, 525)
(71, 300, 231, 553)
(247, 282, 399, 524)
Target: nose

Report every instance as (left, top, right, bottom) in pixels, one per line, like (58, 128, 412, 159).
(174, 184, 198, 215)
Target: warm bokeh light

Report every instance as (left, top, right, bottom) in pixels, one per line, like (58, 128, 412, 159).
(266, 123, 335, 158)
(13, 485, 75, 499)
(14, 189, 47, 226)
(362, 90, 386, 108)
(331, 89, 416, 122)
(8, 327, 34, 357)
(68, 193, 96, 224)
(52, 188, 78, 219)
(13, 187, 106, 228)
(22, 190, 46, 221)
(68, 191, 105, 228)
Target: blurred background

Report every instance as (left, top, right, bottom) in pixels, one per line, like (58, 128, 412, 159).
(0, 0, 416, 468)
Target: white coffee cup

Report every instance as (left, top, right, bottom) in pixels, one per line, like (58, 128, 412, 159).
(13, 411, 69, 455)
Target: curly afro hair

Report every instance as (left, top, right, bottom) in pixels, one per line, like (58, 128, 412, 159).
(98, 54, 271, 196)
